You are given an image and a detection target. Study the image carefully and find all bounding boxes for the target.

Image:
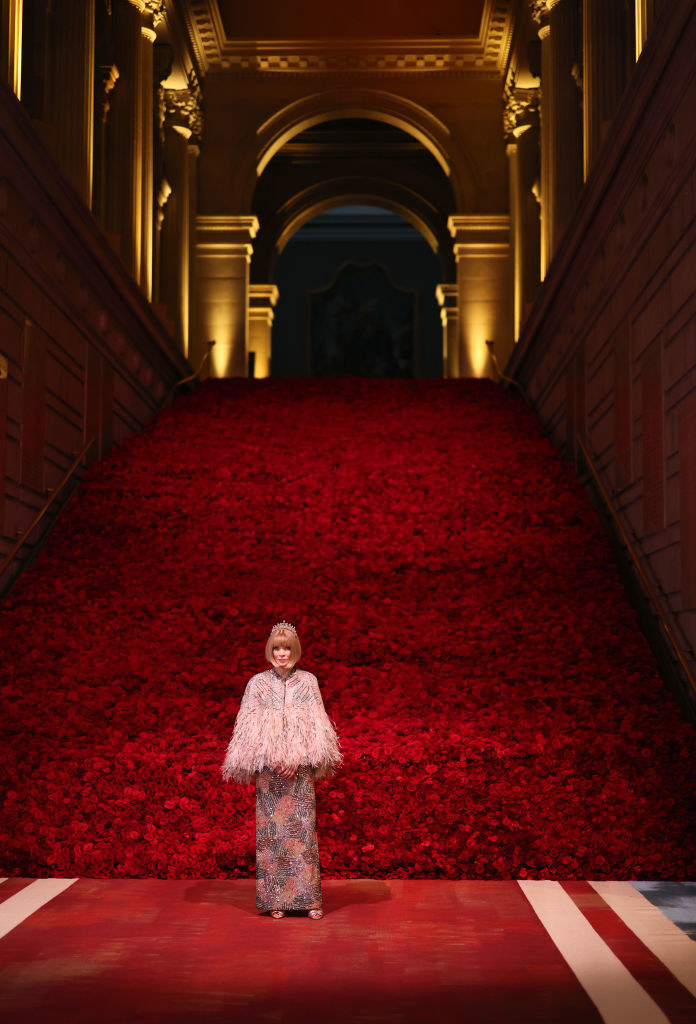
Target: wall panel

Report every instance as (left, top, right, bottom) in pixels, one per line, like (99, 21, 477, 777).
(508, 0, 696, 697)
(0, 77, 190, 589)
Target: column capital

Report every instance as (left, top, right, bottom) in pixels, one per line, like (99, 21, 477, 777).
(249, 284, 279, 303)
(435, 283, 458, 305)
(143, 0, 166, 22)
(197, 215, 260, 260)
(529, 1, 549, 26)
(95, 64, 119, 124)
(248, 284, 279, 325)
(503, 80, 540, 141)
(165, 86, 204, 144)
(448, 215, 510, 258)
(530, 0, 568, 22)
(435, 284, 459, 323)
(140, 1, 165, 42)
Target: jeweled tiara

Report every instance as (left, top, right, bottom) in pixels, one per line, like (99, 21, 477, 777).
(270, 620, 297, 636)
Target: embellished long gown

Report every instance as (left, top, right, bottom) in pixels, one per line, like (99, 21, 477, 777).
(221, 666, 343, 911)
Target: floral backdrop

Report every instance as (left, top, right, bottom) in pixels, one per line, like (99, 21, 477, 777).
(1, 377, 695, 879)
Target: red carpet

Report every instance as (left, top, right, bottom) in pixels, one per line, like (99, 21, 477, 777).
(1, 877, 696, 1023)
(1, 378, 696, 879)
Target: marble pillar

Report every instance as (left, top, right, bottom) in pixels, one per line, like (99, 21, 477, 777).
(51, 0, 95, 206)
(248, 285, 279, 378)
(583, 0, 630, 178)
(195, 216, 259, 378)
(448, 216, 512, 379)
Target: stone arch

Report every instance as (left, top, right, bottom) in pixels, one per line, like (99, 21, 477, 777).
(277, 196, 439, 254)
(251, 176, 455, 283)
(242, 88, 477, 212)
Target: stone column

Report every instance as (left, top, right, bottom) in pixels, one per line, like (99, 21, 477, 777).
(194, 216, 259, 378)
(1, 0, 23, 98)
(532, 0, 583, 276)
(106, 0, 144, 281)
(583, 0, 630, 178)
(248, 285, 279, 378)
(139, 14, 157, 299)
(504, 80, 541, 339)
(92, 63, 119, 226)
(50, 0, 95, 206)
(435, 285, 459, 378)
(187, 141, 200, 362)
(159, 83, 202, 359)
(447, 216, 512, 379)
(160, 124, 190, 354)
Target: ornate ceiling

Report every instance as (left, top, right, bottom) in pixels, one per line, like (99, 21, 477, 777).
(179, 0, 514, 75)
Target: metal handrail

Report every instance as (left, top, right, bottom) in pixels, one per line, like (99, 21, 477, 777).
(0, 435, 95, 583)
(485, 340, 529, 405)
(0, 338, 216, 589)
(164, 339, 216, 405)
(486, 340, 696, 697)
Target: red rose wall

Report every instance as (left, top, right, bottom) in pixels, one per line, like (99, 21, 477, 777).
(1, 378, 695, 880)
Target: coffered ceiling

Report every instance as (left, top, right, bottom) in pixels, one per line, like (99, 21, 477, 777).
(179, 0, 514, 74)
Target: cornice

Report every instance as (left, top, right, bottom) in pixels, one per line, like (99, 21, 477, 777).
(507, 0, 696, 385)
(179, 0, 515, 75)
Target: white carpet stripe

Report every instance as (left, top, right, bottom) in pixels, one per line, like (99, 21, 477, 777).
(0, 878, 7, 883)
(0, 878, 78, 940)
(591, 881, 696, 999)
(518, 880, 669, 1024)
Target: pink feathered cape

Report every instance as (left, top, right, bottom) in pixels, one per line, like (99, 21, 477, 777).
(221, 668, 343, 785)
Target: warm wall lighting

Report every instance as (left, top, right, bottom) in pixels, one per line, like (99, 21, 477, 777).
(2, 0, 22, 98)
(210, 337, 236, 378)
(465, 325, 494, 378)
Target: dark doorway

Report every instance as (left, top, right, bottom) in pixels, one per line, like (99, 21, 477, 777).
(271, 205, 443, 377)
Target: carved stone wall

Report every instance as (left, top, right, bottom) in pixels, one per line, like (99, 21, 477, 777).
(507, 0, 696, 690)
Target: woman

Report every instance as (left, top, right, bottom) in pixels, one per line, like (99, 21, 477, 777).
(221, 621, 343, 920)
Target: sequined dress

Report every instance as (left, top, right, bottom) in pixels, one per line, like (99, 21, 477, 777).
(221, 666, 343, 912)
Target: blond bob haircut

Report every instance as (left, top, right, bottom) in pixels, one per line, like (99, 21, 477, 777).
(265, 627, 302, 669)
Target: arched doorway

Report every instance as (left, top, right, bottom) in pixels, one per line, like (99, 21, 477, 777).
(271, 204, 443, 377)
(249, 117, 456, 378)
